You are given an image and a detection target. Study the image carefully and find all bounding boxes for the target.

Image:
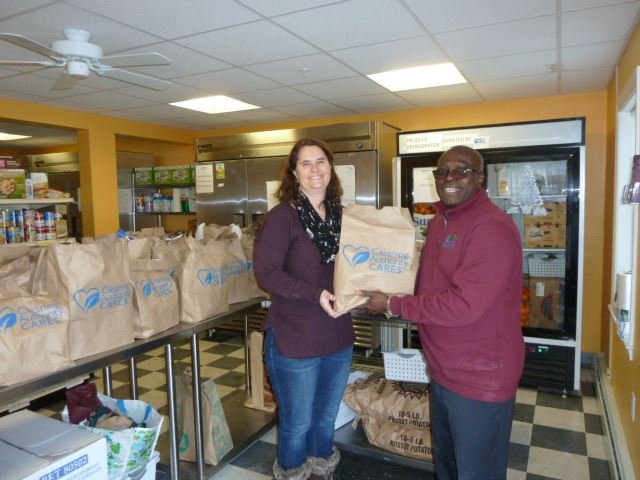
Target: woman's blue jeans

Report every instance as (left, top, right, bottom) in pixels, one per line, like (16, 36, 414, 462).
(265, 329, 353, 470)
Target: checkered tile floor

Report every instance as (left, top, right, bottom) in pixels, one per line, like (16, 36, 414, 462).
(34, 332, 614, 480)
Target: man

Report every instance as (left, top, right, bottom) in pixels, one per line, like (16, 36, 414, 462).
(361, 145, 524, 480)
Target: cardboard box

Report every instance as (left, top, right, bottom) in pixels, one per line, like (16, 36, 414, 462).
(524, 221, 566, 248)
(0, 156, 27, 169)
(152, 166, 172, 185)
(134, 167, 153, 186)
(171, 165, 192, 184)
(0, 410, 108, 480)
(528, 277, 564, 330)
(29, 172, 49, 199)
(524, 201, 566, 225)
(0, 169, 26, 199)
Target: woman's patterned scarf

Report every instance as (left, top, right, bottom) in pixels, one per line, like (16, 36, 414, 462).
(292, 192, 342, 263)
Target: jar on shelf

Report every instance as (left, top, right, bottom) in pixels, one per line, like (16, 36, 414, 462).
(143, 194, 153, 212)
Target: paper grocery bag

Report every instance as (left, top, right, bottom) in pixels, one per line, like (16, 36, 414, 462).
(0, 245, 44, 296)
(0, 296, 71, 386)
(177, 373, 233, 465)
(175, 237, 230, 323)
(344, 372, 433, 461)
(130, 258, 179, 338)
(334, 205, 419, 312)
(240, 232, 267, 299)
(46, 239, 135, 360)
(209, 237, 251, 304)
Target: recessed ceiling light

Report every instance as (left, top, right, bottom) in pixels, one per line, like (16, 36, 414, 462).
(0, 132, 31, 141)
(367, 63, 467, 92)
(170, 95, 260, 114)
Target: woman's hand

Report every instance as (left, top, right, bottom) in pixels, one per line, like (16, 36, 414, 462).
(319, 289, 346, 318)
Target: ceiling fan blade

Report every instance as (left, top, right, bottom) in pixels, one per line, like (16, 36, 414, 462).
(100, 52, 171, 68)
(94, 67, 171, 90)
(0, 33, 63, 61)
(0, 59, 61, 67)
(51, 72, 79, 91)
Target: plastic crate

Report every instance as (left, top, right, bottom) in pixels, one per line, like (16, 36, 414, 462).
(382, 349, 429, 383)
(527, 254, 565, 277)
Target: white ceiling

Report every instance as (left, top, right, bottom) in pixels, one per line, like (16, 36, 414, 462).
(0, 0, 638, 148)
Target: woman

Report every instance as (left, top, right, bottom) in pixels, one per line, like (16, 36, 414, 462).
(254, 138, 354, 480)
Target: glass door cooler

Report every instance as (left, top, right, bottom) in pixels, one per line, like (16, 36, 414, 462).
(395, 118, 586, 392)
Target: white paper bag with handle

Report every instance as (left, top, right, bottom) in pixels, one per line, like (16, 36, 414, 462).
(334, 205, 419, 312)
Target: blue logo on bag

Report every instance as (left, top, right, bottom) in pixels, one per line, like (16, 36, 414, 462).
(135, 277, 175, 298)
(342, 245, 411, 274)
(142, 282, 153, 297)
(342, 245, 370, 267)
(197, 268, 225, 287)
(0, 307, 17, 333)
(198, 270, 214, 285)
(0, 304, 65, 334)
(72, 284, 130, 312)
(73, 288, 101, 312)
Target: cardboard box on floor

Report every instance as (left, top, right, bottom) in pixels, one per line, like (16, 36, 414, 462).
(0, 410, 108, 480)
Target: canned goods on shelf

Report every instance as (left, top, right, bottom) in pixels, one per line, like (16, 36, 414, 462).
(6, 210, 16, 227)
(23, 224, 35, 243)
(14, 209, 23, 227)
(6, 226, 21, 243)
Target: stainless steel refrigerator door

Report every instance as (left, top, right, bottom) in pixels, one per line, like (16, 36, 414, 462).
(196, 159, 247, 226)
(334, 151, 378, 206)
(246, 156, 287, 226)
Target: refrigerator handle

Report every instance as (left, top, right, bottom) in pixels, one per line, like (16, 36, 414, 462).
(232, 213, 246, 228)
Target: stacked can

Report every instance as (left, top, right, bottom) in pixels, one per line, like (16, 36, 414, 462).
(0, 210, 6, 244)
(34, 211, 46, 241)
(3, 209, 22, 244)
(44, 211, 56, 240)
(23, 209, 36, 243)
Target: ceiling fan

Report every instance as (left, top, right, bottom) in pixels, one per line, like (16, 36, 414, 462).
(0, 28, 172, 90)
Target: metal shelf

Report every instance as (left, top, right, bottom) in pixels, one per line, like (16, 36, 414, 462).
(0, 298, 268, 480)
(134, 211, 195, 215)
(0, 198, 74, 205)
(133, 184, 194, 189)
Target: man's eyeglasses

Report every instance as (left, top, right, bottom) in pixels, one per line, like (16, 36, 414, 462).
(432, 168, 482, 180)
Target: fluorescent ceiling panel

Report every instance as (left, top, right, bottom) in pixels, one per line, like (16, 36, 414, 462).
(367, 63, 466, 92)
(170, 95, 260, 114)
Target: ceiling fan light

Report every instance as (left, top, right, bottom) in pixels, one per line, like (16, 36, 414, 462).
(51, 39, 103, 59)
(67, 60, 90, 79)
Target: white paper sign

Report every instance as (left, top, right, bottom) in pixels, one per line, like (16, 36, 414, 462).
(195, 164, 214, 194)
(399, 132, 490, 154)
(335, 164, 356, 206)
(118, 188, 133, 214)
(413, 167, 439, 203)
(266, 180, 280, 211)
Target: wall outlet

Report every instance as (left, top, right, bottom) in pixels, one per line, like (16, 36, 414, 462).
(632, 392, 637, 422)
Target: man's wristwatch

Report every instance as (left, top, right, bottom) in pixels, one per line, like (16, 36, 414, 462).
(384, 295, 396, 319)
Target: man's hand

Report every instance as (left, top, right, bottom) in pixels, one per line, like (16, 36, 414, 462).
(358, 290, 388, 315)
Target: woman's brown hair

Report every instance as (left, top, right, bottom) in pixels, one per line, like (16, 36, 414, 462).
(276, 138, 343, 204)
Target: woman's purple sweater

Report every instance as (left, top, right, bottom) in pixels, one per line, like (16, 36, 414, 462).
(254, 203, 354, 358)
